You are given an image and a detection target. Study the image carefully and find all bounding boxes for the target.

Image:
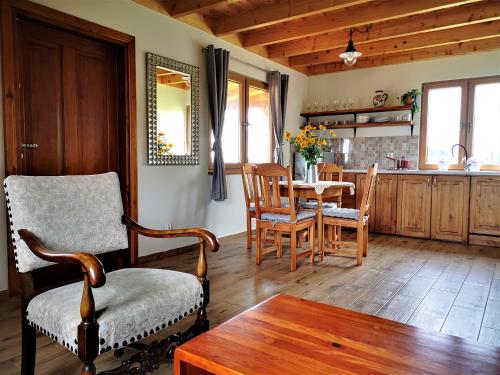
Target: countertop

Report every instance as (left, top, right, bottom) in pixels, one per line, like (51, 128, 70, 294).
(344, 169, 500, 176)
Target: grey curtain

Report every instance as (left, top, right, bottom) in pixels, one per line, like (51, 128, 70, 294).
(205, 45, 230, 201)
(267, 71, 289, 165)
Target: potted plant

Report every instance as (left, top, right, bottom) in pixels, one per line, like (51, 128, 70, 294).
(285, 125, 336, 183)
(401, 89, 421, 116)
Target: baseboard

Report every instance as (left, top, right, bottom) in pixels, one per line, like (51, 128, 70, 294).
(138, 243, 199, 264)
(469, 234, 500, 248)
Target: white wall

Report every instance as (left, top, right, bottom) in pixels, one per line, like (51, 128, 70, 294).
(307, 50, 500, 138)
(0, 0, 308, 291)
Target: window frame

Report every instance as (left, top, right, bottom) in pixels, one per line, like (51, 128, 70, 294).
(209, 72, 273, 175)
(419, 75, 500, 171)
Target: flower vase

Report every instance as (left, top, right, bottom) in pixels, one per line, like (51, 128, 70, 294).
(305, 163, 318, 183)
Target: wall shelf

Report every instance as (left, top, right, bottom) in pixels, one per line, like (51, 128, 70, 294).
(300, 104, 414, 136)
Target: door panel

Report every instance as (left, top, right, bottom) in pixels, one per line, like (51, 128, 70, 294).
(470, 177, 500, 235)
(18, 18, 118, 176)
(375, 175, 398, 234)
(20, 27, 64, 175)
(397, 175, 432, 238)
(431, 176, 469, 242)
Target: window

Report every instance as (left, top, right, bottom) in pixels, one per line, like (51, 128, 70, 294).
(210, 72, 272, 174)
(420, 76, 500, 170)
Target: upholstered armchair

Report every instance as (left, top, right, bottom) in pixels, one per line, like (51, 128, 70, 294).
(4, 172, 219, 375)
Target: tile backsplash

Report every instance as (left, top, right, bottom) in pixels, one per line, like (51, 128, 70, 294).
(330, 136, 419, 170)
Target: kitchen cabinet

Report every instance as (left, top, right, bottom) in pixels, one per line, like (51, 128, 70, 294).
(431, 175, 470, 243)
(469, 176, 500, 246)
(342, 173, 357, 209)
(356, 174, 375, 231)
(397, 175, 432, 238)
(375, 175, 398, 234)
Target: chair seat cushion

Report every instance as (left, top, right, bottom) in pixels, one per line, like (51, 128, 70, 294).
(300, 201, 337, 210)
(261, 210, 316, 223)
(26, 268, 204, 355)
(322, 207, 360, 220)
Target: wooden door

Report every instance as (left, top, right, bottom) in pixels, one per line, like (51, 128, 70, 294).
(18, 18, 119, 175)
(470, 177, 500, 236)
(397, 175, 432, 238)
(375, 174, 398, 234)
(431, 175, 470, 242)
(356, 174, 375, 231)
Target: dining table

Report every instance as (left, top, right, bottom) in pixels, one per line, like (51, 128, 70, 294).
(279, 180, 355, 260)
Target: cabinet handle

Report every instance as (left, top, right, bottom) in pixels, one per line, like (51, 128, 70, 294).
(433, 176, 437, 187)
(427, 177, 430, 186)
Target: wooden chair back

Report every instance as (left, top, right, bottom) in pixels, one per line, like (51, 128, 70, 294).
(358, 164, 378, 219)
(318, 163, 343, 182)
(251, 163, 296, 221)
(241, 163, 256, 210)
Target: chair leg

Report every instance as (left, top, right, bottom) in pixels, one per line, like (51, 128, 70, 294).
(246, 212, 252, 250)
(21, 319, 36, 375)
(363, 225, 368, 257)
(290, 228, 297, 272)
(297, 230, 304, 248)
(275, 230, 283, 257)
(356, 225, 363, 266)
(256, 221, 262, 265)
(309, 224, 315, 264)
(81, 363, 96, 375)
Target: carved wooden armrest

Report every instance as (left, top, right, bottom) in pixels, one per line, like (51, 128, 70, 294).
(18, 229, 106, 288)
(123, 216, 219, 253)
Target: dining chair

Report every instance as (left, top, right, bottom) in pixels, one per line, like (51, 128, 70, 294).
(252, 163, 316, 271)
(320, 164, 378, 265)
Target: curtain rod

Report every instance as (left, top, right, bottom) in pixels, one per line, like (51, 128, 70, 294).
(202, 46, 271, 74)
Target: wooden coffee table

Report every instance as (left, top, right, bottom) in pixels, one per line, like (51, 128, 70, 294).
(174, 294, 500, 374)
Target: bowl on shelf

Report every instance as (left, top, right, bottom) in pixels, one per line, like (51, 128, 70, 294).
(357, 115, 370, 123)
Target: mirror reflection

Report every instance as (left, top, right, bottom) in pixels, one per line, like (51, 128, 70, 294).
(156, 66, 191, 156)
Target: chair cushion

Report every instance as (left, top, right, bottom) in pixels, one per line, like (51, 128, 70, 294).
(4, 172, 128, 272)
(26, 268, 204, 355)
(322, 207, 360, 220)
(300, 201, 338, 210)
(261, 210, 316, 223)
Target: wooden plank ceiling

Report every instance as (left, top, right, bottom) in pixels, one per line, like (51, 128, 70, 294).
(134, 0, 500, 75)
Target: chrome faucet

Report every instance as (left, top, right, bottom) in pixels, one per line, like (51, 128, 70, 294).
(451, 144, 471, 171)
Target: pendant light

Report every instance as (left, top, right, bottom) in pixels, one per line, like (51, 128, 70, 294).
(339, 29, 362, 66)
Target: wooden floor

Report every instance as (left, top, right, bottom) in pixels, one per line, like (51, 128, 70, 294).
(1, 232, 499, 374)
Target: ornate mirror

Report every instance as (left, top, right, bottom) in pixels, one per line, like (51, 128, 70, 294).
(147, 52, 199, 165)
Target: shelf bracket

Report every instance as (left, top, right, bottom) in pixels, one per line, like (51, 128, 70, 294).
(410, 125, 414, 136)
(353, 127, 357, 138)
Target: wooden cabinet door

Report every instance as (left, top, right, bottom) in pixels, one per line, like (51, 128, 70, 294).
(470, 177, 500, 236)
(375, 175, 398, 234)
(431, 176, 470, 242)
(356, 174, 375, 231)
(342, 173, 357, 209)
(397, 175, 432, 238)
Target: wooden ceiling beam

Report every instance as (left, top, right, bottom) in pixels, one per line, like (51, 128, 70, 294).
(307, 36, 500, 75)
(289, 19, 500, 67)
(214, 0, 371, 36)
(268, 1, 500, 58)
(243, 0, 482, 47)
(165, 0, 237, 18)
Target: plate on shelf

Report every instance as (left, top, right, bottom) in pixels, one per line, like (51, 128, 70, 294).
(373, 116, 390, 123)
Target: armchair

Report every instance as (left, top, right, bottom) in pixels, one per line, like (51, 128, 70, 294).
(4, 172, 219, 375)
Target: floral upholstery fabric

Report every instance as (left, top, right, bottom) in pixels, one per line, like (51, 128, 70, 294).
(4, 172, 129, 272)
(261, 210, 316, 223)
(26, 268, 204, 356)
(300, 201, 338, 210)
(323, 207, 362, 220)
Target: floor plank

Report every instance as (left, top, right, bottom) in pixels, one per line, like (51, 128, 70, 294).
(441, 305, 484, 341)
(0, 233, 499, 375)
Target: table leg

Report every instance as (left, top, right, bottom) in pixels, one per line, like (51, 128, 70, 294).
(317, 193, 323, 262)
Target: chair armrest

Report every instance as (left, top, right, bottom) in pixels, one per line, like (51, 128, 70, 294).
(18, 229, 106, 288)
(123, 216, 219, 252)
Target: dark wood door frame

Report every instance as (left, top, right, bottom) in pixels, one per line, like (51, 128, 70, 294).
(1, 0, 138, 294)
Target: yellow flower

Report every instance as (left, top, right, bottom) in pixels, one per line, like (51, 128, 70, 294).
(309, 132, 316, 137)
(322, 140, 328, 145)
(310, 126, 317, 130)
(167, 143, 173, 148)
(319, 125, 326, 131)
(284, 131, 292, 141)
(304, 125, 313, 131)
(300, 129, 307, 136)
(330, 129, 337, 137)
